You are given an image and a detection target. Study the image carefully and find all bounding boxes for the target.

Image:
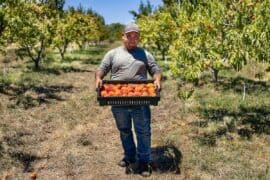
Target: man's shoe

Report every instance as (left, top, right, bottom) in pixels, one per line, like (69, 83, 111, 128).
(118, 158, 135, 167)
(125, 162, 152, 177)
(139, 163, 152, 177)
(125, 162, 139, 174)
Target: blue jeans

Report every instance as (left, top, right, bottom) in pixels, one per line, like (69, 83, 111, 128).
(111, 105, 151, 164)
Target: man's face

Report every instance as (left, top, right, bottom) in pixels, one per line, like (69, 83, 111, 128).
(122, 31, 140, 50)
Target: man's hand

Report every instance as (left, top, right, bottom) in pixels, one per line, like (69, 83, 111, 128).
(153, 71, 162, 91)
(154, 79, 161, 91)
(95, 78, 103, 91)
(95, 70, 104, 91)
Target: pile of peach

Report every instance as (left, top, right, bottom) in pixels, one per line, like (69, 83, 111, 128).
(100, 83, 156, 97)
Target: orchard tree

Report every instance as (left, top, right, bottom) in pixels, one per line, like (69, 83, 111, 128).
(39, 0, 65, 11)
(138, 11, 177, 61)
(162, 0, 180, 7)
(74, 12, 99, 49)
(52, 9, 102, 60)
(169, 1, 226, 82)
(0, 6, 4, 37)
(106, 23, 125, 42)
(3, 1, 57, 69)
(87, 8, 107, 43)
(0, 0, 7, 40)
(129, 0, 153, 20)
(67, 7, 101, 49)
(136, 0, 268, 82)
(168, 0, 261, 82)
(0, 0, 7, 62)
(0, 3, 6, 50)
(243, 0, 270, 64)
(52, 11, 77, 60)
(220, 0, 262, 71)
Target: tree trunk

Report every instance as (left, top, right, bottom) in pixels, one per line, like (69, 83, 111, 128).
(25, 38, 45, 70)
(162, 51, 166, 62)
(60, 51, 65, 60)
(34, 59, 40, 69)
(211, 68, 219, 82)
(57, 42, 68, 60)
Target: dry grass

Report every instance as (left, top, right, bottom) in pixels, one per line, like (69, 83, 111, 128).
(0, 46, 270, 179)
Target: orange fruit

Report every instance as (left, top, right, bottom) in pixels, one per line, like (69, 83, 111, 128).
(30, 172, 37, 179)
(101, 90, 108, 97)
(134, 91, 141, 96)
(114, 90, 121, 96)
(142, 91, 148, 96)
(149, 92, 156, 96)
(121, 88, 129, 95)
(128, 92, 135, 96)
(146, 83, 154, 88)
(108, 91, 115, 96)
(148, 87, 155, 93)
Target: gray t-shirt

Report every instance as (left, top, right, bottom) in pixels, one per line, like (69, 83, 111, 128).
(98, 46, 160, 80)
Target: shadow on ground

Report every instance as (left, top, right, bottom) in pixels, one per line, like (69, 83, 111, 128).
(215, 76, 269, 94)
(29, 66, 93, 75)
(9, 151, 43, 172)
(1, 131, 46, 173)
(198, 74, 269, 93)
(0, 84, 74, 109)
(150, 145, 182, 174)
(195, 100, 269, 145)
(63, 57, 101, 65)
(1, 147, 45, 173)
(82, 58, 101, 65)
(194, 105, 270, 144)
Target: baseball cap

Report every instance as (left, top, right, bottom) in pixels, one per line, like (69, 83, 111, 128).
(124, 23, 140, 34)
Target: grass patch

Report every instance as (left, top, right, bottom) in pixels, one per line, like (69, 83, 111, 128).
(194, 79, 270, 136)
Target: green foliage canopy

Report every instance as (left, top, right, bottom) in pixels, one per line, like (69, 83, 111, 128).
(137, 0, 270, 81)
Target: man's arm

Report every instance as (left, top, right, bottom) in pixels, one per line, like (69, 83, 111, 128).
(145, 50, 162, 90)
(95, 50, 114, 90)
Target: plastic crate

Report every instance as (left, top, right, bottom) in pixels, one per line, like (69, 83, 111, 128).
(97, 80, 160, 106)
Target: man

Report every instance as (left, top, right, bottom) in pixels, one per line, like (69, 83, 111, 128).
(95, 22, 161, 177)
